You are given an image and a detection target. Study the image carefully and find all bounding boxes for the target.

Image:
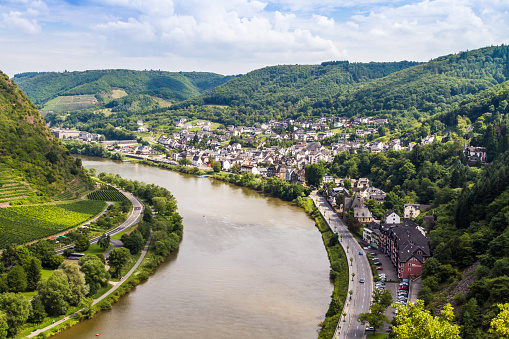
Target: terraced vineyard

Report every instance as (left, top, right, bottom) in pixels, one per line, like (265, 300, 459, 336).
(0, 200, 106, 249)
(53, 179, 93, 201)
(87, 186, 128, 202)
(0, 163, 34, 203)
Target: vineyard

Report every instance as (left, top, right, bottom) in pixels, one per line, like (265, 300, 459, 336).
(0, 200, 106, 249)
(53, 179, 93, 201)
(0, 163, 34, 203)
(87, 186, 128, 202)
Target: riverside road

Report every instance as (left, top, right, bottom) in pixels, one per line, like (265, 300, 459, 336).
(311, 192, 373, 339)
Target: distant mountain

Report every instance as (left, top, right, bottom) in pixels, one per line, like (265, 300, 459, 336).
(0, 71, 89, 198)
(13, 69, 236, 107)
(169, 45, 509, 127)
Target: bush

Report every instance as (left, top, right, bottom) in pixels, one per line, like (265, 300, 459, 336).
(453, 292, 466, 305)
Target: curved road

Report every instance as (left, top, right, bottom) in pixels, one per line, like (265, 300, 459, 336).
(29, 188, 146, 338)
(311, 192, 373, 339)
(56, 186, 143, 255)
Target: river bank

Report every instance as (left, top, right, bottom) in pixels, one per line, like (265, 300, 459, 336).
(19, 176, 183, 338)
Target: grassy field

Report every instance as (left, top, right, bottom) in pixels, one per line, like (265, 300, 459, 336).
(53, 179, 93, 201)
(367, 332, 389, 338)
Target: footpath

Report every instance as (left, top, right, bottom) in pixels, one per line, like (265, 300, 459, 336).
(27, 190, 147, 338)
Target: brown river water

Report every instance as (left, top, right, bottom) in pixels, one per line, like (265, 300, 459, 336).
(54, 156, 332, 339)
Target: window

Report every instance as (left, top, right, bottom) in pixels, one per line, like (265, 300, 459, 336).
(408, 263, 411, 267)
(408, 268, 411, 272)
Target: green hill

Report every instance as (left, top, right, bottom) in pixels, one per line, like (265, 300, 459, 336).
(167, 45, 509, 128)
(13, 69, 235, 107)
(0, 71, 90, 200)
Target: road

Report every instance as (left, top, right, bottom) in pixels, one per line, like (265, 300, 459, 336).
(56, 187, 143, 255)
(311, 192, 373, 339)
(28, 188, 146, 338)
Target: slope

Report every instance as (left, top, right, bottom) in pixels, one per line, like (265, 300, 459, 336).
(168, 45, 509, 127)
(13, 69, 235, 107)
(0, 71, 90, 199)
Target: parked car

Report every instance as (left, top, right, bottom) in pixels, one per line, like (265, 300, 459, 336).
(370, 252, 376, 256)
(376, 267, 383, 270)
(372, 257, 379, 261)
(375, 262, 382, 266)
(365, 327, 375, 332)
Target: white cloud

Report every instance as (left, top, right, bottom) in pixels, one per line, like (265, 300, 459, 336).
(2, 11, 41, 34)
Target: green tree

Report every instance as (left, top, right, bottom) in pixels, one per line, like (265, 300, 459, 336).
(25, 258, 42, 291)
(490, 303, 509, 338)
(460, 298, 481, 338)
(28, 295, 46, 324)
(38, 270, 71, 316)
(0, 292, 31, 337)
(179, 158, 191, 166)
(108, 247, 130, 278)
(1, 244, 18, 267)
(392, 300, 460, 339)
(97, 233, 111, 251)
(121, 229, 145, 255)
(79, 255, 109, 295)
(211, 160, 221, 172)
(75, 234, 90, 252)
(58, 261, 89, 306)
(305, 163, 325, 187)
(152, 196, 169, 215)
(231, 163, 240, 174)
(7, 265, 27, 292)
(358, 289, 392, 332)
(0, 312, 7, 339)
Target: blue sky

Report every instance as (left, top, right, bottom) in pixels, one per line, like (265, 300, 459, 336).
(0, 0, 508, 77)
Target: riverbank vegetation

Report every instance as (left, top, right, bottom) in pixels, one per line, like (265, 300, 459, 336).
(295, 197, 349, 339)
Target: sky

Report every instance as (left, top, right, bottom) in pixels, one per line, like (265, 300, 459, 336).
(0, 0, 508, 77)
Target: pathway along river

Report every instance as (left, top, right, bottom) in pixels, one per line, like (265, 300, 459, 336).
(55, 157, 332, 339)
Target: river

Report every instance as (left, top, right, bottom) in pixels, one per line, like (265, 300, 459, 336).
(55, 157, 332, 339)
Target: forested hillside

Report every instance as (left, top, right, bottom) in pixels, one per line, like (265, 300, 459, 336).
(13, 69, 235, 106)
(0, 71, 89, 198)
(168, 45, 509, 127)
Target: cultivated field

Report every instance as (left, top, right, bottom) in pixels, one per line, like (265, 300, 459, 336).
(42, 95, 98, 112)
(0, 200, 107, 249)
(0, 163, 34, 204)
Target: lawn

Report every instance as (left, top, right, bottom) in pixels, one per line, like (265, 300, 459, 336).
(367, 332, 389, 339)
(83, 243, 109, 255)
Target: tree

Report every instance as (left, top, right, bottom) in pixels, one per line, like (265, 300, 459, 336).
(305, 164, 325, 187)
(25, 258, 42, 291)
(98, 233, 111, 251)
(121, 229, 145, 255)
(392, 300, 460, 339)
(108, 247, 131, 278)
(75, 234, 90, 252)
(231, 163, 240, 174)
(7, 265, 27, 292)
(0, 312, 7, 339)
(0, 292, 31, 337)
(152, 196, 169, 215)
(179, 158, 191, 166)
(1, 244, 18, 267)
(490, 303, 509, 338)
(38, 270, 71, 316)
(211, 160, 221, 172)
(58, 262, 89, 306)
(79, 255, 109, 295)
(28, 295, 46, 324)
(461, 298, 481, 338)
(358, 289, 392, 332)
